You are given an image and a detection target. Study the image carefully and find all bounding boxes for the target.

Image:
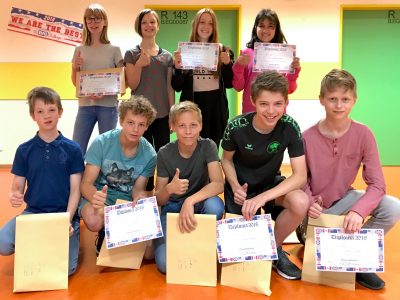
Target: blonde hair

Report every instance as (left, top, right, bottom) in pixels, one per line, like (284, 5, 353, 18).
(82, 3, 110, 46)
(320, 69, 357, 98)
(119, 95, 157, 125)
(169, 101, 202, 125)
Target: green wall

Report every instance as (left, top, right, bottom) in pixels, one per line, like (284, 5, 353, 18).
(342, 9, 400, 165)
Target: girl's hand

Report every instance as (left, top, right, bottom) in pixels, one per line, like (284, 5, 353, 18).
(88, 94, 104, 100)
(136, 50, 151, 68)
(236, 50, 250, 66)
(292, 57, 301, 70)
(72, 50, 83, 71)
(220, 47, 231, 65)
(174, 50, 182, 69)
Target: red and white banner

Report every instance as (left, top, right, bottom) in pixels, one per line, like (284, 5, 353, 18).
(7, 7, 83, 46)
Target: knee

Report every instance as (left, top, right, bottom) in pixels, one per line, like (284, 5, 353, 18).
(286, 190, 309, 216)
(205, 196, 224, 220)
(0, 233, 14, 256)
(82, 216, 103, 232)
(378, 195, 400, 224)
(153, 238, 166, 274)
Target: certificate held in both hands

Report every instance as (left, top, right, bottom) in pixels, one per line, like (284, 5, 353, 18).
(166, 213, 217, 287)
(96, 199, 149, 269)
(14, 212, 69, 293)
(302, 214, 355, 291)
(76, 67, 125, 98)
(219, 213, 275, 296)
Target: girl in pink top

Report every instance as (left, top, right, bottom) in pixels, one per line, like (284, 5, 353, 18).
(233, 9, 301, 113)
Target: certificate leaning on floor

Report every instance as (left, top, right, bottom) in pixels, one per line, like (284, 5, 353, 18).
(315, 228, 384, 272)
(104, 196, 163, 249)
(253, 42, 296, 74)
(178, 42, 219, 71)
(216, 214, 278, 263)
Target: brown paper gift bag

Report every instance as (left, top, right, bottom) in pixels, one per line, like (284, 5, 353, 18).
(301, 213, 356, 290)
(96, 199, 148, 269)
(220, 213, 272, 295)
(166, 213, 217, 286)
(14, 212, 69, 292)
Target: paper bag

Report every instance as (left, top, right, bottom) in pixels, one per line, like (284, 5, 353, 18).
(220, 213, 272, 295)
(96, 199, 147, 269)
(166, 213, 217, 286)
(14, 212, 69, 292)
(301, 213, 356, 290)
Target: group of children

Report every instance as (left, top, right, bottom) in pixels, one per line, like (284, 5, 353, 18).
(0, 3, 399, 293)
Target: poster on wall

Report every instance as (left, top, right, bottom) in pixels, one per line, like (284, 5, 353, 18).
(7, 7, 83, 46)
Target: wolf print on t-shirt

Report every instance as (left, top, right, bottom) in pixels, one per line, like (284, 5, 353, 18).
(105, 162, 134, 191)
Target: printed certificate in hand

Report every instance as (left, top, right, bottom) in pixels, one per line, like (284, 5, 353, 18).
(216, 214, 278, 263)
(104, 196, 163, 249)
(315, 228, 384, 272)
(179, 42, 219, 71)
(76, 67, 125, 97)
(253, 42, 296, 74)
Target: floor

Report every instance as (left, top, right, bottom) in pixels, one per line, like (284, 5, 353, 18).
(1, 166, 400, 299)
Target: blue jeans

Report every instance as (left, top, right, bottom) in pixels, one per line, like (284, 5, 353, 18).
(153, 196, 224, 274)
(0, 210, 80, 276)
(73, 106, 118, 155)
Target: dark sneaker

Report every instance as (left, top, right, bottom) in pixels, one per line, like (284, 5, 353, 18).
(95, 228, 105, 256)
(295, 217, 308, 245)
(273, 246, 301, 280)
(356, 273, 385, 290)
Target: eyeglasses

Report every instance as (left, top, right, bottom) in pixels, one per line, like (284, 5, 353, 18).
(86, 17, 103, 24)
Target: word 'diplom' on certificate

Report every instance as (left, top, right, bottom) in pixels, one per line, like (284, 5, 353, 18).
(104, 196, 163, 249)
(315, 228, 384, 272)
(216, 214, 278, 263)
(253, 42, 296, 74)
(179, 42, 219, 71)
(76, 67, 125, 98)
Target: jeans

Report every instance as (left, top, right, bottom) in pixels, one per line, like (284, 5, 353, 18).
(73, 106, 118, 155)
(153, 196, 224, 274)
(0, 210, 80, 276)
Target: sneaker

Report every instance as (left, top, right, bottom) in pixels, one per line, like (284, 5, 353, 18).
(356, 273, 385, 290)
(272, 246, 301, 280)
(95, 228, 105, 256)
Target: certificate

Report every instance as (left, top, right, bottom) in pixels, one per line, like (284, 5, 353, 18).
(216, 214, 278, 263)
(76, 67, 125, 97)
(315, 228, 384, 272)
(104, 196, 163, 249)
(253, 42, 296, 74)
(179, 42, 219, 71)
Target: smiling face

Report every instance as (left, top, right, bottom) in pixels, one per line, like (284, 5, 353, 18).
(256, 18, 276, 43)
(197, 13, 213, 42)
(140, 12, 159, 38)
(320, 87, 357, 121)
(85, 14, 106, 36)
(251, 90, 286, 132)
(120, 110, 149, 144)
(30, 99, 63, 133)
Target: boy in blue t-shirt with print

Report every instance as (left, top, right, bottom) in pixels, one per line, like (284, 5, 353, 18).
(79, 95, 157, 254)
(0, 87, 85, 275)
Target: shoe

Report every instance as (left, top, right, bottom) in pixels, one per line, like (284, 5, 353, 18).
(356, 273, 385, 290)
(95, 228, 105, 256)
(273, 246, 301, 280)
(295, 217, 308, 245)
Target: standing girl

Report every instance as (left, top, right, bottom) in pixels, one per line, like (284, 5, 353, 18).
(172, 8, 234, 148)
(233, 8, 301, 113)
(124, 9, 174, 191)
(71, 3, 123, 155)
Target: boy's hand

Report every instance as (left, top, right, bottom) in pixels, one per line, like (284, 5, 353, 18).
(132, 190, 148, 206)
(174, 50, 182, 69)
(242, 197, 264, 221)
(9, 191, 24, 208)
(308, 195, 323, 218)
(233, 183, 248, 205)
(236, 50, 250, 66)
(91, 185, 108, 209)
(179, 199, 197, 233)
(136, 50, 151, 68)
(72, 50, 83, 71)
(343, 211, 363, 233)
(167, 168, 189, 195)
(69, 223, 74, 237)
(220, 47, 231, 65)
